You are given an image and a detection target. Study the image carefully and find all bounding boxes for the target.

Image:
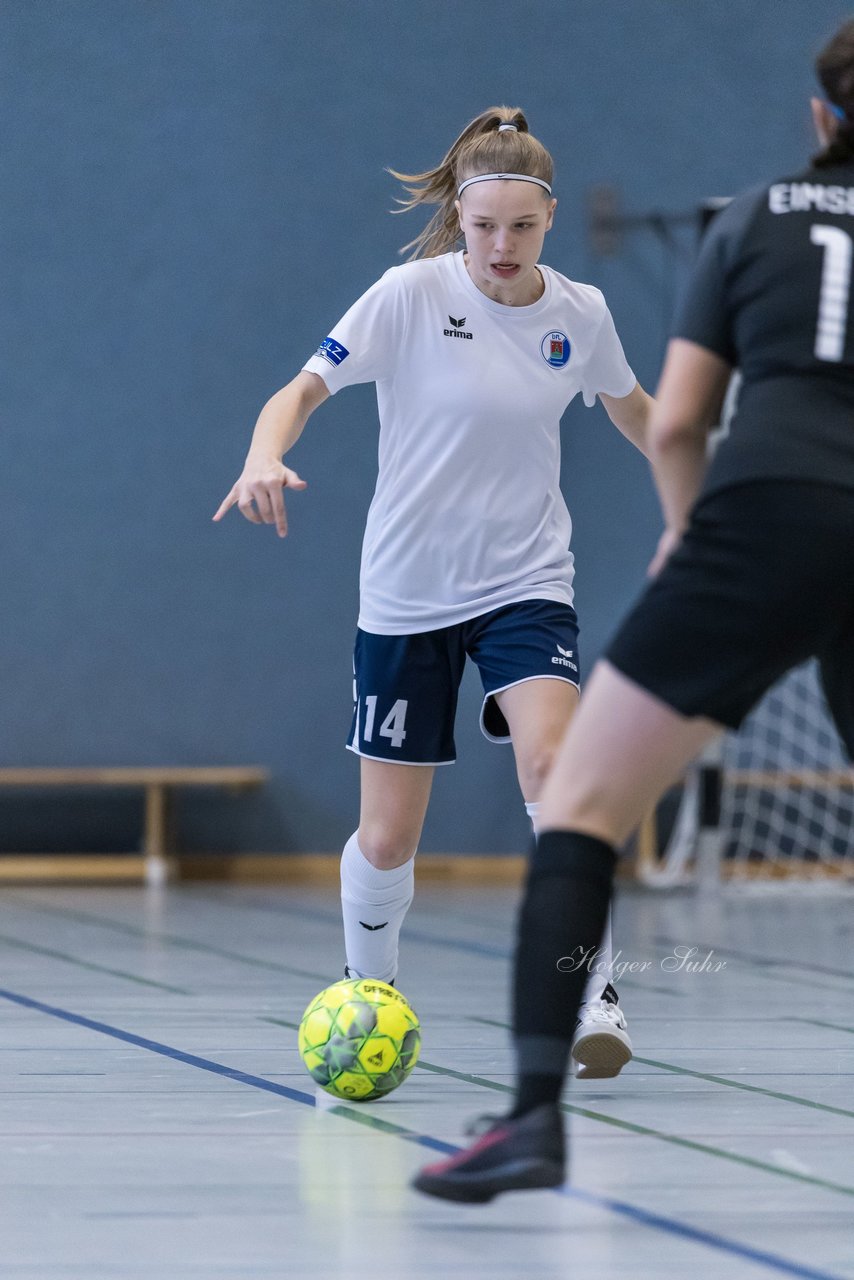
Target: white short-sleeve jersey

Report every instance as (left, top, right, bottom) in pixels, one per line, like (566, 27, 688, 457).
(302, 250, 635, 634)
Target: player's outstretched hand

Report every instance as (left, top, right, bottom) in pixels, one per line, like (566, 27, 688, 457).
(212, 461, 307, 538)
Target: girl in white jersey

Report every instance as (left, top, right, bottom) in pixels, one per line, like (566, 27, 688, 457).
(214, 107, 654, 1078)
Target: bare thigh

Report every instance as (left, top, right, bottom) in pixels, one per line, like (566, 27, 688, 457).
(357, 757, 435, 869)
(538, 660, 721, 845)
(494, 677, 580, 802)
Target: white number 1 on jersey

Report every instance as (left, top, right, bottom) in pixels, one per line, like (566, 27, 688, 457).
(811, 223, 853, 362)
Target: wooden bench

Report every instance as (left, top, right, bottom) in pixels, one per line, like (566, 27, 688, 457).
(0, 766, 269, 883)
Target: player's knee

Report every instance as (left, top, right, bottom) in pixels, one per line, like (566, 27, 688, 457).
(519, 743, 560, 798)
(357, 824, 418, 869)
(562, 789, 613, 830)
(540, 775, 622, 844)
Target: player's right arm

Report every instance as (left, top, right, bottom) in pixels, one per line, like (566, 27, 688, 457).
(213, 370, 330, 538)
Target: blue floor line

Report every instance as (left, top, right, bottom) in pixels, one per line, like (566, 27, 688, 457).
(0, 985, 318, 1105)
(189, 891, 514, 959)
(0, 985, 848, 1280)
(653, 933, 854, 984)
(565, 1187, 849, 1280)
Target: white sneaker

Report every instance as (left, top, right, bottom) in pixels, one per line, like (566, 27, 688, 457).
(571, 982, 632, 1079)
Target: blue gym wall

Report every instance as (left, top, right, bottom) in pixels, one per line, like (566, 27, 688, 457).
(2, 0, 850, 855)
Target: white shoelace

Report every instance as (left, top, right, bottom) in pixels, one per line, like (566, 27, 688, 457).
(579, 998, 627, 1030)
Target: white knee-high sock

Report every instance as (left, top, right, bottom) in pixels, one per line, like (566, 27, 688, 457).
(340, 832, 415, 984)
(525, 800, 614, 1008)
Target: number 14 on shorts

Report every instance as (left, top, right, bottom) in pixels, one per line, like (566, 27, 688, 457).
(362, 696, 409, 749)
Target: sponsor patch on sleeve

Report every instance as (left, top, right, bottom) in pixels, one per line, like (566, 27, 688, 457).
(316, 337, 350, 367)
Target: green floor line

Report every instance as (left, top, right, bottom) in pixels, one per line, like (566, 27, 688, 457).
(653, 934, 854, 991)
(263, 1016, 854, 1201)
(633, 1056, 854, 1121)
(790, 1017, 854, 1036)
(366, 902, 686, 998)
(324, 1102, 422, 1137)
(414, 1060, 854, 1201)
(613, 979, 690, 998)
(0, 894, 678, 1000)
(0, 932, 190, 994)
(665, 963, 838, 995)
(471, 1015, 854, 1121)
(4, 895, 330, 984)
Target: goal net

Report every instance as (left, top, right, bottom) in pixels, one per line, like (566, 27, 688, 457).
(638, 659, 854, 885)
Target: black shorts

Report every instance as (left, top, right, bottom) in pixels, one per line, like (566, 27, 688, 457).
(605, 481, 854, 754)
(347, 599, 581, 765)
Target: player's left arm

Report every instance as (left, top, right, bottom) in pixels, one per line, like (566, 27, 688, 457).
(646, 338, 732, 574)
(599, 382, 655, 456)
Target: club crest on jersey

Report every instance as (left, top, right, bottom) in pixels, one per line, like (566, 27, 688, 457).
(317, 337, 350, 367)
(541, 330, 571, 367)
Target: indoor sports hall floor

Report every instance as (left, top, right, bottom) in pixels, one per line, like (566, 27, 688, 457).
(1, 877, 852, 1280)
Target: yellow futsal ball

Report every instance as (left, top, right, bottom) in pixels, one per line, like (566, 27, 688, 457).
(298, 977, 421, 1101)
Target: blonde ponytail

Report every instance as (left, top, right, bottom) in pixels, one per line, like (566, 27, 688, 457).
(388, 106, 554, 260)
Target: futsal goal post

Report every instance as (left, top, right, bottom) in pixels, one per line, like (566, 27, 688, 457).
(635, 658, 854, 886)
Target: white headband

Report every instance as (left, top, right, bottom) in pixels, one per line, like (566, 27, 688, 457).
(457, 172, 553, 197)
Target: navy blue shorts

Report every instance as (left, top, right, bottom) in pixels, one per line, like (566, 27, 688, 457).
(347, 599, 581, 765)
(605, 481, 854, 745)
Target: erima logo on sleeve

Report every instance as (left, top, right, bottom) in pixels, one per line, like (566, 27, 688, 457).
(317, 337, 350, 366)
(444, 314, 473, 339)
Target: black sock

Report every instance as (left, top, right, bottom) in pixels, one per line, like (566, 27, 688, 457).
(510, 829, 617, 1117)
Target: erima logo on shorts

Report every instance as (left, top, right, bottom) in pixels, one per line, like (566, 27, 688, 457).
(552, 642, 578, 671)
(444, 314, 473, 339)
(317, 337, 350, 366)
(541, 330, 571, 367)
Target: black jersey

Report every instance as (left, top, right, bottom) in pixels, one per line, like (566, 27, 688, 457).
(674, 160, 854, 495)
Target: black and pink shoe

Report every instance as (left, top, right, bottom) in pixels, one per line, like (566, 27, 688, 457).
(412, 1104, 565, 1203)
